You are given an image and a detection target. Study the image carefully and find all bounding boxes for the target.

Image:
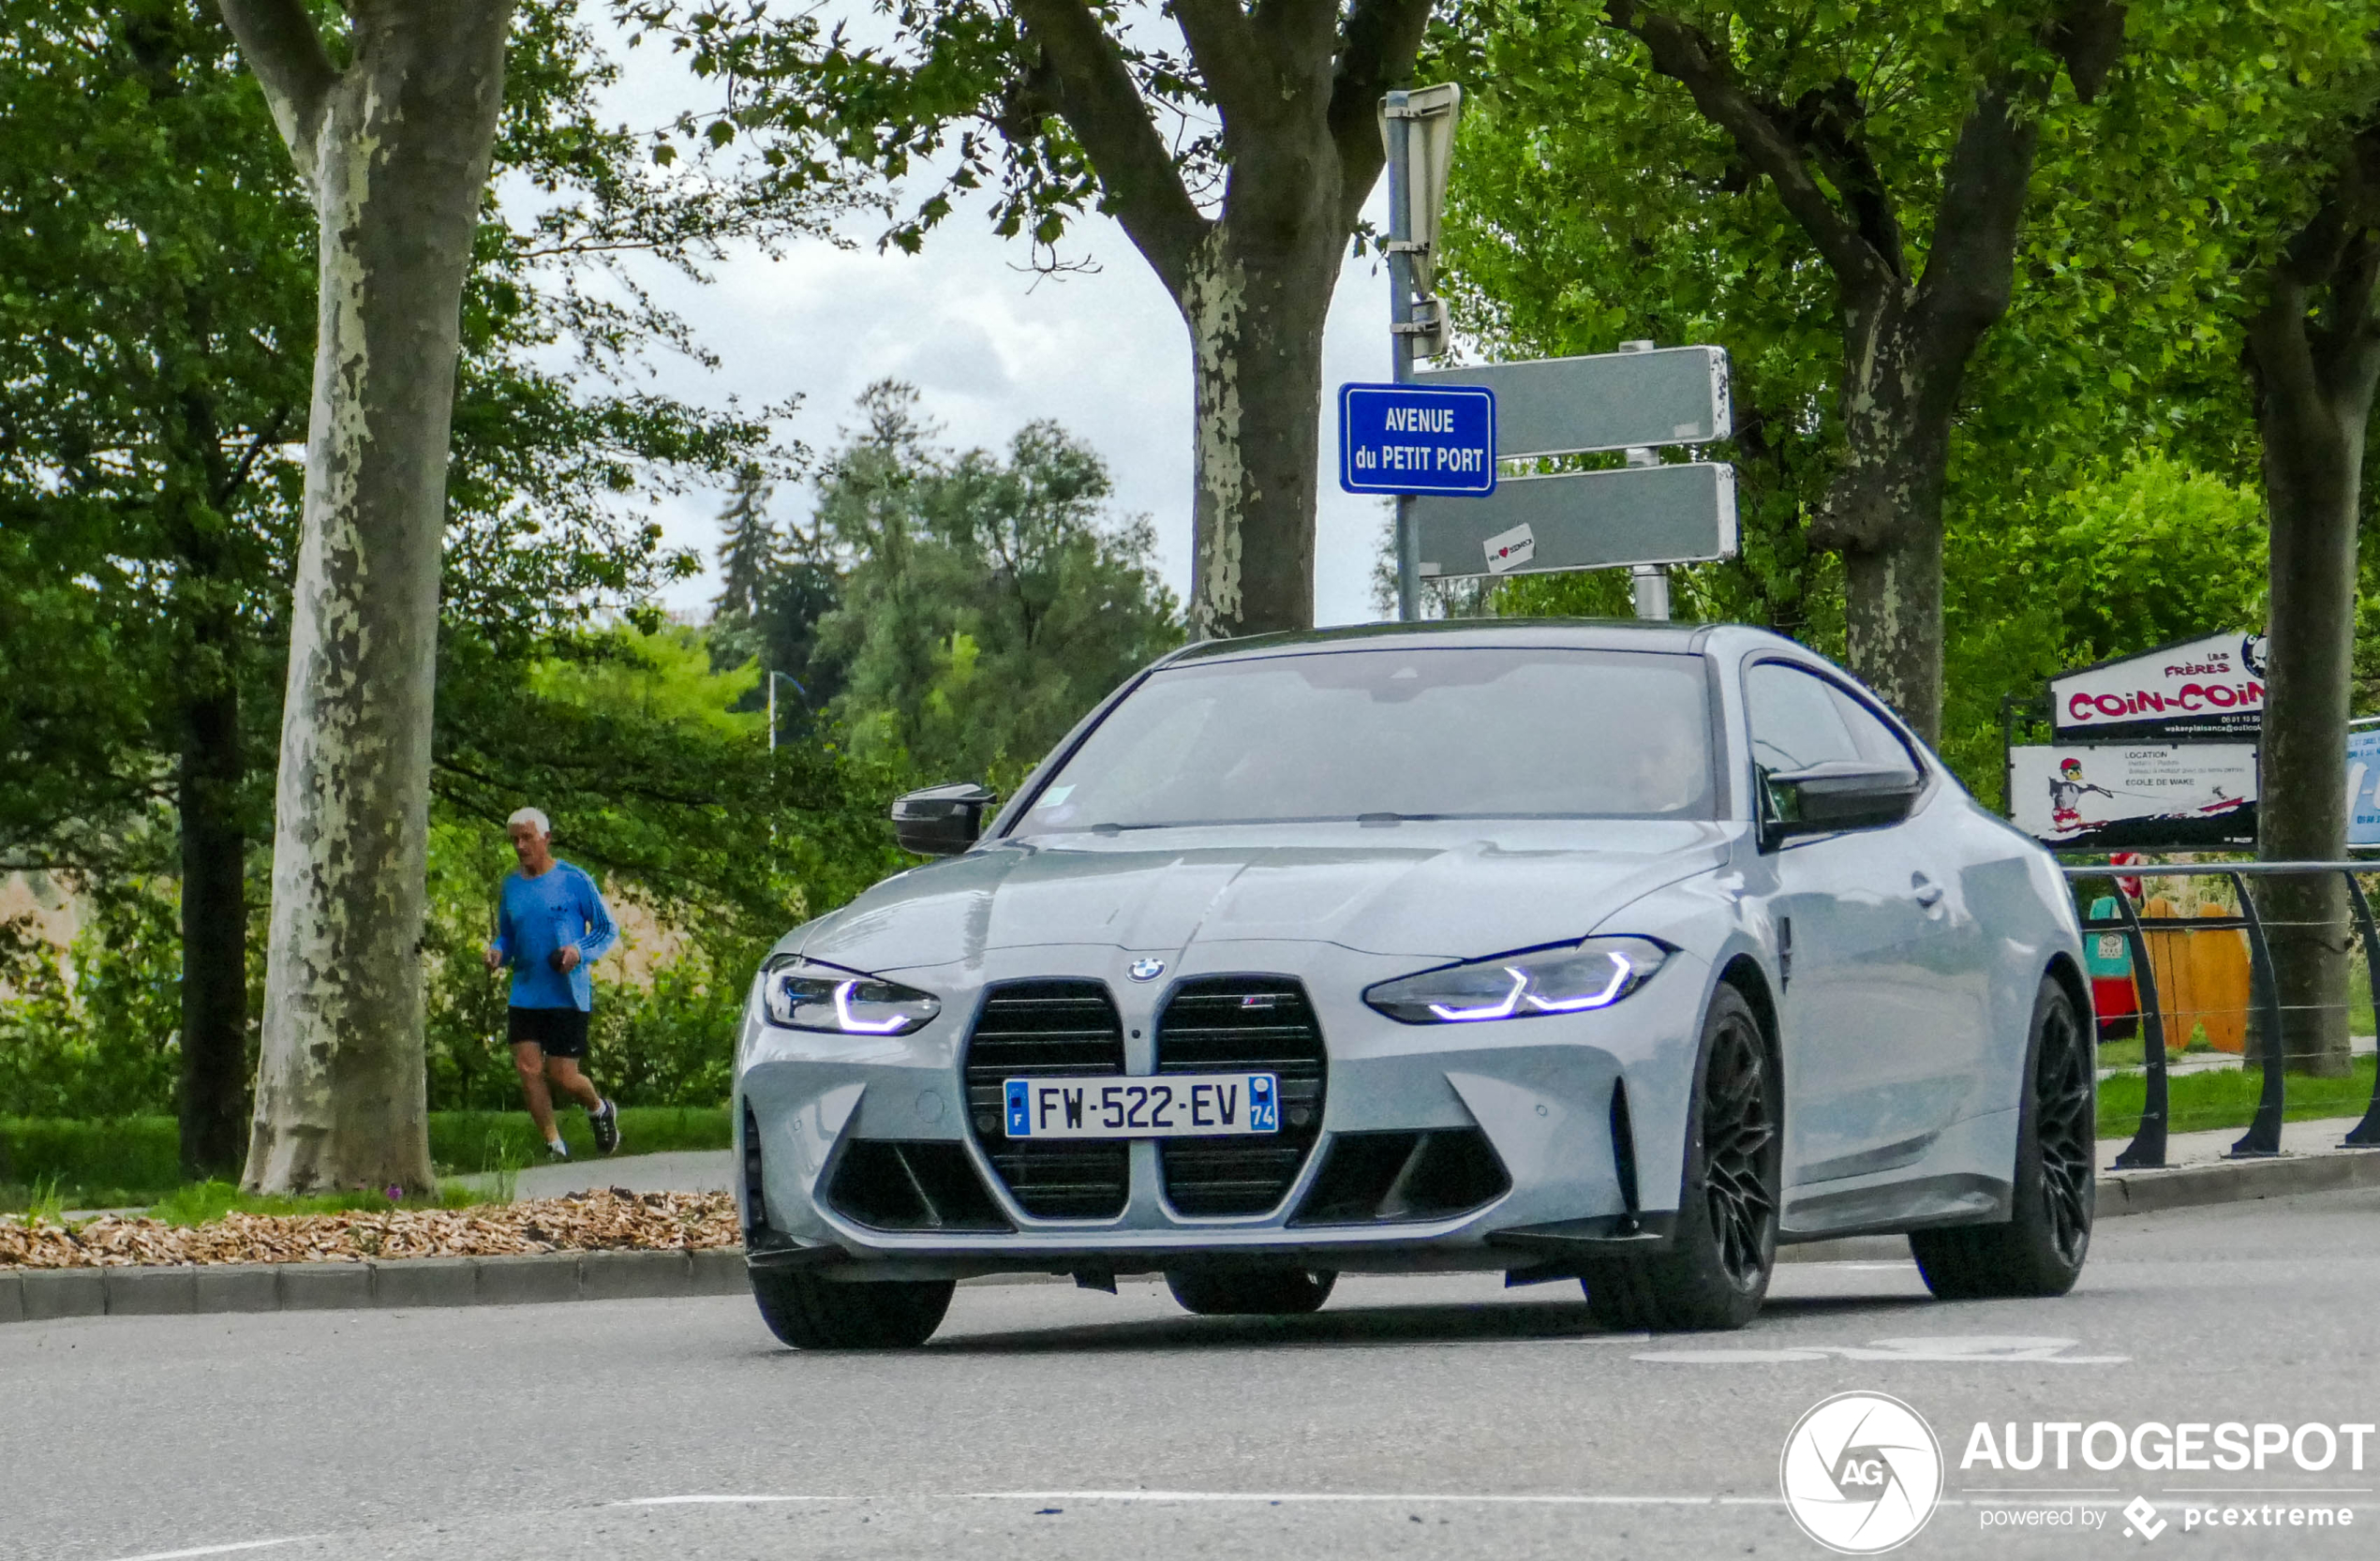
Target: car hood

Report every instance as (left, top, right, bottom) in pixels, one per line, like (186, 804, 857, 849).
(790, 820, 1736, 973)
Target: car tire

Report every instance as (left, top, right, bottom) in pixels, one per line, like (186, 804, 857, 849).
(1580, 983, 1778, 1332)
(1166, 1268, 1337, 1316)
(1909, 975, 2094, 1301)
(749, 1268, 955, 1349)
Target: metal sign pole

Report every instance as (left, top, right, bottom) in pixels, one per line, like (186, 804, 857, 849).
(1616, 340, 1669, 621)
(1385, 89, 1420, 623)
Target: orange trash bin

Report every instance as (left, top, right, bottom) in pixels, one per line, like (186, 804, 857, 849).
(2138, 898, 2251, 1054)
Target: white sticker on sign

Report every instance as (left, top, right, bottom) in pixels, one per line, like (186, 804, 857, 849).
(1483, 523, 1536, 574)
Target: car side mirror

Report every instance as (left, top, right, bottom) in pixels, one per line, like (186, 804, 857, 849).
(890, 781, 997, 856)
(1760, 762, 1922, 849)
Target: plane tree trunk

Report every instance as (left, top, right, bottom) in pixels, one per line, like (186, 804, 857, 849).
(2243, 126, 2380, 1080)
(216, 0, 515, 1193)
(1007, 0, 1429, 638)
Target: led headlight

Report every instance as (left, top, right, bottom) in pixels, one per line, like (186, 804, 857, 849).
(1363, 937, 1671, 1024)
(761, 958, 941, 1035)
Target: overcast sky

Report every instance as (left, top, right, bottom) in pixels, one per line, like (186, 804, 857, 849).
(588, 27, 1399, 630)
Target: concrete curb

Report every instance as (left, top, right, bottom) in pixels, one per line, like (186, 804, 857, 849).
(0, 1246, 746, 1326)
(2101, 1139, 2380, 1214)
(8, 1150, 2377, 1324)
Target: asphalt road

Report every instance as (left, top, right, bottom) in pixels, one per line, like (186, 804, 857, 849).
(9, 1189, 2380, 1561)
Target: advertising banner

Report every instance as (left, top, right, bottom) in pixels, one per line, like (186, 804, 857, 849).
(2010, 742, 2257, 850)
(2349, 726, 2380, 848)
(2049, 631, 2267, 738)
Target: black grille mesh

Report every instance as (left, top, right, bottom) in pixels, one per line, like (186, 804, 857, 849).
(1155, 975, 1327, 1216)
(963, 980, 1129, 1218)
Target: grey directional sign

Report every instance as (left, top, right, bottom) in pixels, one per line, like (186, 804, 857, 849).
(1413, 462, 1738, 581)
(1415, 346, 1731, 459)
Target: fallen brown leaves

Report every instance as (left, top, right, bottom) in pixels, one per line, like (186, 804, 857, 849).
(0, 1189, 737, 1270)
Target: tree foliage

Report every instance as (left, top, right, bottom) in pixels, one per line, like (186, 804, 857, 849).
(709, 383, 1184, 790)
(0, 1, 854, 1168)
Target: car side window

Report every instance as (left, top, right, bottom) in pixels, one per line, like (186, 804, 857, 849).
(1746, 662, 1861, 773)
(1744, 662, 1921, 779)
(1823, 684, 1923, 777)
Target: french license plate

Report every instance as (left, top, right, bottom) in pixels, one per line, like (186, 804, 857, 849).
(1004, 1073, 1279, 1139)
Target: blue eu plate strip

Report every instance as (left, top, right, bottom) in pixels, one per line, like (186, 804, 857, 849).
(1249, 1074, 1278, 1134)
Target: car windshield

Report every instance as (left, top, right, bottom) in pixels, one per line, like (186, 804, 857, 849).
(1019, 646, 1715, 830)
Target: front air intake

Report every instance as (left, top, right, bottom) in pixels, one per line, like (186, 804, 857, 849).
(962, 980, 1130, 1218)
(1154, 975, 1328, 1216)
(1289, 1129, 1510, 1226)
(826, 1140, 1012, 1231)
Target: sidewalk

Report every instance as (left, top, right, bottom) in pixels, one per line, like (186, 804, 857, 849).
(446, 1149, 736, 1203)
(2098, 1113, 2380, 1215)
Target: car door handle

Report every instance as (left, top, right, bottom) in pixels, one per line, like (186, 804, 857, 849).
(1911, 872, 1944, 909)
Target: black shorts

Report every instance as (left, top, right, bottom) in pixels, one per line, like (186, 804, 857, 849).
(508, 1005, 590, 1059)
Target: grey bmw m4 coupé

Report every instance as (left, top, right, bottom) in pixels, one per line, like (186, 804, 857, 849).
(734, 621, 2093, 1347)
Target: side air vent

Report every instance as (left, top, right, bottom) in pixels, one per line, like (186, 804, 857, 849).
(1289, 1129, 1510, 1226)
(826, 1140, 1012, 1231)
(1610, 1078, 1642, 1223)
(741, 1103, 768, 1244)
(1155, 975, 1327, 1216)
(963, 980, 1130, 1219)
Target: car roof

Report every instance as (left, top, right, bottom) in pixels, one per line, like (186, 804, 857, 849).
(1160, 617, 1794, 666)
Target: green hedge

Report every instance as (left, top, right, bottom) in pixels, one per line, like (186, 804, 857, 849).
(0, 1106, 732, 1211)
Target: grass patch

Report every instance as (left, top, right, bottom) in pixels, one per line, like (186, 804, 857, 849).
(2097, 1054, 2377, 1139)
(145, 1180, 493, 1226)
(0, 1105, 731, 1212)
(2093, 1031, 2219, 1071)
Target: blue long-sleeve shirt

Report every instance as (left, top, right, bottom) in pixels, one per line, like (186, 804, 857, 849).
(492, 860, 617, 1011)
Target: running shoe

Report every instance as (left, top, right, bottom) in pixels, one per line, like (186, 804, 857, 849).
(590, 1097, 620, 1155)
(546, 1138, 570, 1161)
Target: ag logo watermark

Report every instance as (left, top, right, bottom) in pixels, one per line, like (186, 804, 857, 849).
(1780, 1392, 1944, 1554)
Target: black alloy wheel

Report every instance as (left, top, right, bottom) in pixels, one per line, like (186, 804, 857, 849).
(1702, 1013, 1778, 1290)
(1581, 983, 1779, 1331)
(2032, 991, 2095, 1265)
(1910, 975, 2094, 1300)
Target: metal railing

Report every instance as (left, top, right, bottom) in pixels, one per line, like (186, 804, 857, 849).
(2062, 862, 2380, 1168)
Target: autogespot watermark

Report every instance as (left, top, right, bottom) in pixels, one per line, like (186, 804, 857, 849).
(1961, 1420, 2370, 1542)
(1959, 1419, 2377, 1476)
(1780, 1392, 1944, 1554)
(1781, 1398, 2374, 1551)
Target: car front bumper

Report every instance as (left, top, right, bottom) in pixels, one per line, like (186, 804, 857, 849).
(734, 939, 1713, 1281)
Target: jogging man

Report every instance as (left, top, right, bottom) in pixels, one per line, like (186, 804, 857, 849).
(484, 807, 621, 1159)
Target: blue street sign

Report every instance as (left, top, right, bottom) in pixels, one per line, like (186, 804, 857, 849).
(1338, 382, 1496, 497)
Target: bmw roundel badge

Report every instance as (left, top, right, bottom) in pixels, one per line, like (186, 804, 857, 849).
(1128, 958, 1166, 982)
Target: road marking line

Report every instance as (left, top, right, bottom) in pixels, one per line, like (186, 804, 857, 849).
(105, 1539, 320, 1561)
(1634, 1334, 2129, 1366)
(617, 1495, 844, 1506)
(962, 1492, 1781, 1505)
